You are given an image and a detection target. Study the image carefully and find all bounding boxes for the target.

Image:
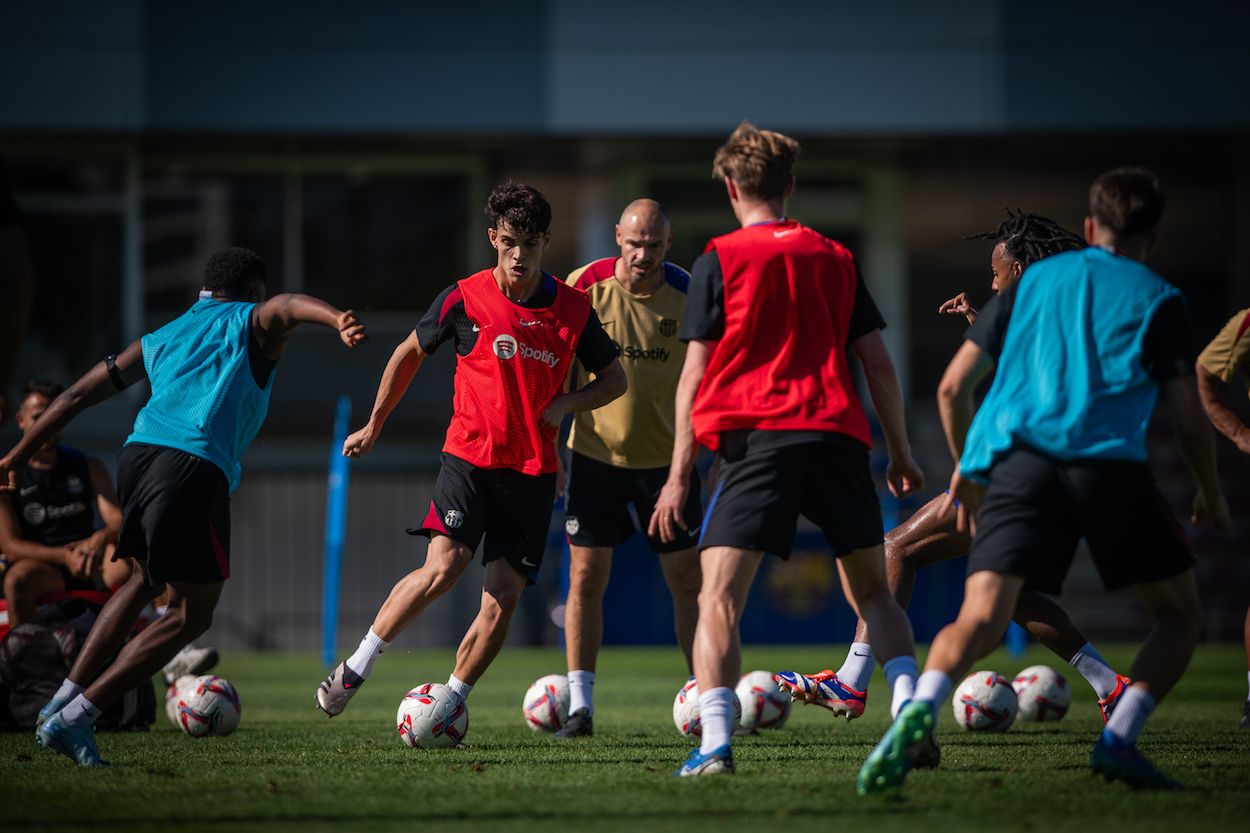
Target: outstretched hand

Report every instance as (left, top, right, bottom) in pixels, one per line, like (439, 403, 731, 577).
(0, 454, 18, 492)
(337, 311, 367, 348)
(938, 292, 978, 323)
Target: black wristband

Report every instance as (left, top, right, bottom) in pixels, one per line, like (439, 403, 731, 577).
(105, 354, 129, 391)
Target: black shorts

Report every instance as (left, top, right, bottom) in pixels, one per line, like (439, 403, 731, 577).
(699, 431, 883, 559)
(411, 453, 557, 582)
(966, 447, 1194, 594)
(115, 443, 231, 586)
(563, 452, 703, 553)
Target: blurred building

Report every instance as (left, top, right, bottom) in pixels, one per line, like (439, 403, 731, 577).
(1, 1, 1247, 650)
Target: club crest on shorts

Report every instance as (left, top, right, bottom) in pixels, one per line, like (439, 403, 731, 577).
(444, 509, 465, 529)
(565, 516, 580, 536)
(659, 318, 678, 338)
(493, 334, 518, 360)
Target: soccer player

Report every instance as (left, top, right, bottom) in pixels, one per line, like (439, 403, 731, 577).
(650, 122, 924, 776)
(778, 212, 1131, 723)
(315, 184, 626, 722)
(858, 168, 1228, 794)
(0, 247, 366, 766)
(1193, 307, 1250, 730)
(1, 380, 130, 626)
(556, 199, 701, 738)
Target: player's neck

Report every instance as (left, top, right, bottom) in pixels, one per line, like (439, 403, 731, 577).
(493, 265, 543, 303)
(734, 198, 786, 228)
(1091, 229, 1150, 263)
(613, 259, 664, 296)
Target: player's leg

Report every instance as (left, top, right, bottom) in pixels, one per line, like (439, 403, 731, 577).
(837, 545, 919, 719)
(99, 543, 132, 589)
(3, 558, 67, 627)
(448, 557, 528, 692)
(682, 545, 762, 773)
(657, 548, 700, 673)
(318, 534, 473, 716)
(1012, 589, 1127, 715)
(561, 544, 612, 729)
(40, 579, 222, 766)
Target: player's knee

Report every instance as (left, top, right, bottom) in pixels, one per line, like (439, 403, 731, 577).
(4, 563, 35, 599)
(697, 588, 741, 627)
(178, 605, 214, 638)
(425, 560, 467, 598)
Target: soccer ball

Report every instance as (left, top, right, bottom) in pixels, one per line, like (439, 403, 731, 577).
(175, 675, 241, 737)
(1012, 665, 1071, 721)
(522, 674, 570, 732)
(163, 674, 197, 727)
(396, 683, 468, 749)
(672, 678, 743, 737)
(952, 670, 1017, 731)
(735, 670, 791, 731)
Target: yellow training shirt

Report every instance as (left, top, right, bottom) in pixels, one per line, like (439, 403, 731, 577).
(1197, 308, 1250, 398)
(566, 258, 690, 469)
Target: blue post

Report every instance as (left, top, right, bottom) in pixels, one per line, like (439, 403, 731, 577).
(322, 394, 352, 668)
(1005, 621, 1028, 657)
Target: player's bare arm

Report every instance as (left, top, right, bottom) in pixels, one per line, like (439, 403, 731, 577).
(648, 339, 711, 544)
(252, 293, 366, 359)
(64, 456, 122, 575)
(1194, 361, 1250, 455)
(0, 340, 146, 491)
(938, 292, 978, 324)
(539, 359, 627, 432)
(343, 330, 424, 458)
(935, 339, 996, 531)
(1162, 373, 1230, 531)
(852, 329, 924, 498)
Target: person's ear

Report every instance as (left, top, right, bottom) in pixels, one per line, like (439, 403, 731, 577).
(1083, 216, 1096, 245)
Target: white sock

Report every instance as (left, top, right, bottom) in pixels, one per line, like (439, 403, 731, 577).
(1104, 685, 1155, 745)
(1069, 642, 1119, 699)
(60, 694, 102, 728)
(697, 687, 736, 755)
(882, 655, 918, 718)
(345, 628, 390, 679)
(155, 605, 169, 617)
(836, 642, 874, 692)
(913, 670, 953, 721)
(568, 670, 595, 716)
(446, 674, 474, 703)
(53, 678, 84, 705)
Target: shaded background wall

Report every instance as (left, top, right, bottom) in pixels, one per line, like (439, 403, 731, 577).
(1, 0, 1247, 651)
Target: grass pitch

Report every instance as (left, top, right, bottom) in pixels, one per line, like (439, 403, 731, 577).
(2, 644, 1247, 832)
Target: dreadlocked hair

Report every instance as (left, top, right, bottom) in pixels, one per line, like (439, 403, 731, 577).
(964, 209, 1085, 268)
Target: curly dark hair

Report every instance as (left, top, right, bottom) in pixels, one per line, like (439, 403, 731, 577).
(22, 379, 64, 401)
(485, 183, 552, 238)
(965, 209, 1085, 268)
(203, 247, 267, 299)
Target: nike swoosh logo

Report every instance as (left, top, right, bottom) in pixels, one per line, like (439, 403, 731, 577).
(521, 557, 538, 567)
(685, 526, 700, 538)
(472, 324, 480, 332)
(19, 486, 37, 496)
(853, 651, 871, 658)
(518, 320, 540, 327)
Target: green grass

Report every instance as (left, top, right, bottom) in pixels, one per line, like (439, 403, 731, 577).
(2, 645, 1248, 832)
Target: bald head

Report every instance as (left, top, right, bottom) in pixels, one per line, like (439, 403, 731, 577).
(616, 199, 674, 290)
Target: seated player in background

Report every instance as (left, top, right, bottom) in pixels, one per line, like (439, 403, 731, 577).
(0, 247, 366, 766)
(316, 184, 626, 723)
(1192, 307, 1250, 729)
(651, 122, 925, 776)
(858, 168, 1228, 794)
(1, 380, 130, 625)
(557, 199, 702, 738)
(778, 211, 1131, 724)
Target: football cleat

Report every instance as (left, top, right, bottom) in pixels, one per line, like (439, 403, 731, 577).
(161, 643, 220, 686)
(1090, 730, 1182, 790)
(554, 708, 593, 739)
(856, 700, 932, 795)
(36, 714, 108, 768)
(677, 743, 735, 777)
(34, 692, 72, 737)
(775, 670, 867, 720)
(1098, 674, 1132, 723)
(315, 661, 365, 717)
(910, 727, 942, 770)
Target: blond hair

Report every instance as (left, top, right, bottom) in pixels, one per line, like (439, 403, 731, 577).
(711, 121, 801, 201)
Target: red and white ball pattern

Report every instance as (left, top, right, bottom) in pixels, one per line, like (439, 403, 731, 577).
(522, 674, 570, 732)
(397, 682, 468, 748)
(174, 674, 242, 738)
(672, 678, 743, 737)
(1012, 665, 1071, 721)
(735, 670, 791, 731)
(952, 670, 1018, 732)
